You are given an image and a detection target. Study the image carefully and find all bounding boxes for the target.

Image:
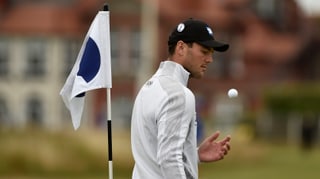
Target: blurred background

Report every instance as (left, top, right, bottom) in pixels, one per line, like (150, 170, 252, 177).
(1, 0, 320, 178)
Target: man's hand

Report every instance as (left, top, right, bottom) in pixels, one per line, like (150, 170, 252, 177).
(198, 131, 231, 162)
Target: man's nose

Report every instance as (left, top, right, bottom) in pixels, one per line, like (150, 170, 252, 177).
(206, 55, 213, 63)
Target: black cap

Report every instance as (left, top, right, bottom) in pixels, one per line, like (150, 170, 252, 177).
(103, 4, 109, 11)
(168, 19, 229, 52)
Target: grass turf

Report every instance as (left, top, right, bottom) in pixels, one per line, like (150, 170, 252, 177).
(0, 127, 319, 179)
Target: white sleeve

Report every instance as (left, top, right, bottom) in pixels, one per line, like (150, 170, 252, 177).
(156, 90, 191, 179)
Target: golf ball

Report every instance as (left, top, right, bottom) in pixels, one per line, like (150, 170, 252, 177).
(228, 88, 238, 98)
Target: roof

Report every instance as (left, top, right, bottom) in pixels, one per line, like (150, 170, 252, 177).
(0, 3, 95, 37)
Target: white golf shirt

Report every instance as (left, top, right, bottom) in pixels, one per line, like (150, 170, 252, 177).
(131, 61, 198, 179)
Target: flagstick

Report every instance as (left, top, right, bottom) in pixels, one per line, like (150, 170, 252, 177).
(107, 88, 113, 179)
(103, 3, 113, 178)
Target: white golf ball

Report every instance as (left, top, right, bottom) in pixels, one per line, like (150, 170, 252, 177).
(228, 88, 238, 98)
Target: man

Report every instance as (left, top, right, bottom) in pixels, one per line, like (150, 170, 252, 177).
(131, 18, 231, 179)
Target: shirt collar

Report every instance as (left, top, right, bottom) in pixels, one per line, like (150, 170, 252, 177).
(154, 61, 190, 86)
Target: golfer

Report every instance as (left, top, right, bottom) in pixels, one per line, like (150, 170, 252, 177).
(131, 18, 231, 179)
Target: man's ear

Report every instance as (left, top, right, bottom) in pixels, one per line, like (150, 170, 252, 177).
(176, 40, 186, 56)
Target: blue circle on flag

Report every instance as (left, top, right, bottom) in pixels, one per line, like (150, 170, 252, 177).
(77, 37, 101, 83)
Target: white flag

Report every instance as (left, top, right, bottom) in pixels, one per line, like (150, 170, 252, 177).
(60, 10, 112, 130)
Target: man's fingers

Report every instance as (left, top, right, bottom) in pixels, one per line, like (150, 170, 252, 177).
(226, 142, 231, 151)
(223, 148, 228, 155)
(223, 143, 230, 154)
(219, 135, 231, 145)
(207, 131, 220, 142)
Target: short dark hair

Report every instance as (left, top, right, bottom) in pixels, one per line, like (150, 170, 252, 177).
(168, 42, 193, 56)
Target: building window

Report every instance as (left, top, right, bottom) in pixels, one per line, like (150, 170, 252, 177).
(64, 39, 81, 78)
(25, 39, 46, 77)
(252, 0, 284, 29)
(26, 97, 43, 126)
(0, 39, 9, 78)
(110, 30, 120, 74)
(130, 30, 141, 70)
(208, 53, 228, 78)
(110, 29, 141, 77)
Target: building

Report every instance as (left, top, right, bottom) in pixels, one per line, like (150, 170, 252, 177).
(0, 0, 141, 129)
(1, 0, 320, 144)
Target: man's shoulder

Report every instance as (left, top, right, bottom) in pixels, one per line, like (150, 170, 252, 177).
(157, 75, 183, 88)
(156, 75, 192, 98)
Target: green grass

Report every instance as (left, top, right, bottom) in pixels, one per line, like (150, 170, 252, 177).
(199, 141, 320, 179)
(0, 127, 319, 179)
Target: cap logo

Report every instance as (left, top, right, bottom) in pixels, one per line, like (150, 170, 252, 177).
(206, 27, 213, 36)
(177, 23, 185, 32)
